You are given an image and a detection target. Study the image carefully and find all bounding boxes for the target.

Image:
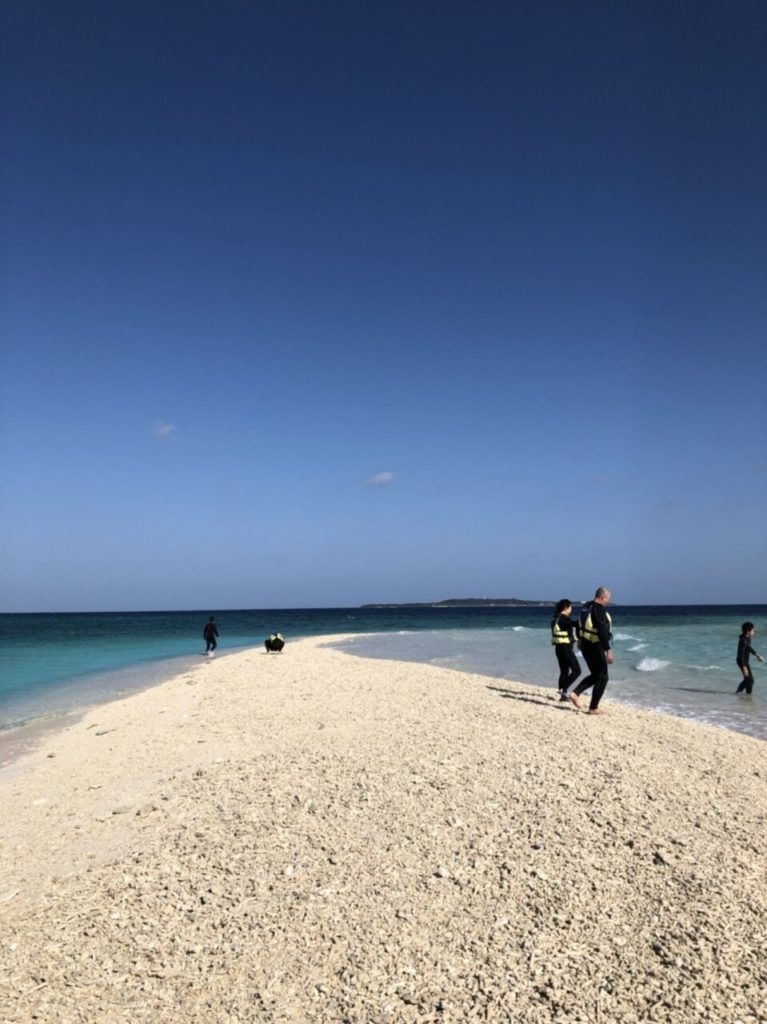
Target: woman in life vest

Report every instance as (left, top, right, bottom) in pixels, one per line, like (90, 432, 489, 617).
(551, 599, 582, 701)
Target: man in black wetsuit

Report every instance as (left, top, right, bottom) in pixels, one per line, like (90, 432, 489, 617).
(735, 622, 763, 694)
(569, 587, 613, 716)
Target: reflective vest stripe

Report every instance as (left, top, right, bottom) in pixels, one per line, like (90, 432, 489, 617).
(551, 620, 572, 645)
(580, 609, 612, 644)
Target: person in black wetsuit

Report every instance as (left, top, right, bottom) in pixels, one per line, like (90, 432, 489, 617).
(203, 616, 219, 655)
(265, 633, 285, 653)
(568, 587, 613, 715)
(551, 599, 581, 701)
(735, 622, 763, 694)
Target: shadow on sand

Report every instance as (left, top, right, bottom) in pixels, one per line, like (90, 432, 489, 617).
(486, 684, 567, 710)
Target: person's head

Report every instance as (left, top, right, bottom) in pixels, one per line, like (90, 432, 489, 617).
(209, 616, 215, 622)
(555, 599, 572, 615)
(741, 621, 755, 636)
(594, 587, 611, 605)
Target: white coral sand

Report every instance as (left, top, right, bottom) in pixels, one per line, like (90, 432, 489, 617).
(1, 636, 765, 1023)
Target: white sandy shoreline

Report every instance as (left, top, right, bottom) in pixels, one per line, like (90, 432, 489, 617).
(0, 649, 228, 764)
(1, 636, 766, 1022)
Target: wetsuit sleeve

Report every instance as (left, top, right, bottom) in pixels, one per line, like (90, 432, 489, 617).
(593, 604, 612, 650)
(563, 615, 577, 641)
(553, 615, 576, 641)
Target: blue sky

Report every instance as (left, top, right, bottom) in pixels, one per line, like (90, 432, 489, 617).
(1, 1, 765, 611)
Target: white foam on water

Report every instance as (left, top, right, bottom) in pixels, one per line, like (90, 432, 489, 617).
(614, 632, 643, 642)
(333, 615, 767, 742)
(635, 657, 671, 672)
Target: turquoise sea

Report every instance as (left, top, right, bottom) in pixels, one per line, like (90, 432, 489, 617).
(1, 606, 765, 742)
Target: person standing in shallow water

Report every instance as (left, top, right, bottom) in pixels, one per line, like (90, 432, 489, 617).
(569, 587, 613, 716)
(551, 599, 581, 701)
(735, 622, 763, 694)
(203, 616, 219, 656)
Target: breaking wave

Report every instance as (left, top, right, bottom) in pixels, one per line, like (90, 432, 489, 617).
(635, 657, 671, 672)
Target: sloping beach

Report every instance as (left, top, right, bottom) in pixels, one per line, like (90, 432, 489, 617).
(1, 636, 765, 1023)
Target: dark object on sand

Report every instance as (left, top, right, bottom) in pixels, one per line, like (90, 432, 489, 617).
(265, 633, 285, 653)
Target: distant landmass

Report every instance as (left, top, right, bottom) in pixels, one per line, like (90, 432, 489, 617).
(360, 597, 551, 608)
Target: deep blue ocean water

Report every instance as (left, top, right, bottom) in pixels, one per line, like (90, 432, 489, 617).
(1, 605, 765, 741)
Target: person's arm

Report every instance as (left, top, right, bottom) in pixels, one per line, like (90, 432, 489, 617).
(737, 637, 757, 665)
(555, 615, 577, 642)
(594, 604, 611, 650)
(594, 604, 614, 663)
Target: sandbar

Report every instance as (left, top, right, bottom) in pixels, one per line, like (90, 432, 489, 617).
(1, 636, 765, 1023)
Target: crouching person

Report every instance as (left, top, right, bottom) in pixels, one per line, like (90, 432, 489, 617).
(265, 633, 285, 653)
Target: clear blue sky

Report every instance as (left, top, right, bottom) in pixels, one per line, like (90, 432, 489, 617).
(1, 1, 765, 611)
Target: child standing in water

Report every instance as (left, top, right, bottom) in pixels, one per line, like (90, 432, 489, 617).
(736, 622, 764, 694)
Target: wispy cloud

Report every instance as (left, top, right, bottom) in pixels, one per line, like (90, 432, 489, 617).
(151, 419, 177, 441)
(366, 471, 394, 486)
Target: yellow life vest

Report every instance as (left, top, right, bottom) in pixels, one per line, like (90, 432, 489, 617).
(551, 617, 572, 645)
(580, 608, 612, 644)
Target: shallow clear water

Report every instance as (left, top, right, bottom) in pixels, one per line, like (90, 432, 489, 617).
(1, 606, 765, 741)
(335, 611, 767, 741)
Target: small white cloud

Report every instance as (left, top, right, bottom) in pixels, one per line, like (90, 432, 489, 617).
(151, 419, 177, 440)
(366, 471, 394, 486)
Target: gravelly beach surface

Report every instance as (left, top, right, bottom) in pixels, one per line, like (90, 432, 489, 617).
(1, 636, 765, 1023)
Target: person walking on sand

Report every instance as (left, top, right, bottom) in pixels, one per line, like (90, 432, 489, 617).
(735, 622, 764, 694)
(203, 616, 219, 656)
(551, 599, 582, 701)
(569, 587, 613, 716)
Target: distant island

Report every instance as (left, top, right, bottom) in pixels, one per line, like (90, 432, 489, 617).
(360, 598, 552, 608)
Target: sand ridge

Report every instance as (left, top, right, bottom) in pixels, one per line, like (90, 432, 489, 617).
(1, 636, 765, 1022)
